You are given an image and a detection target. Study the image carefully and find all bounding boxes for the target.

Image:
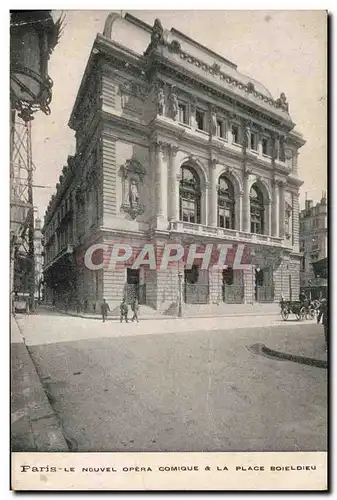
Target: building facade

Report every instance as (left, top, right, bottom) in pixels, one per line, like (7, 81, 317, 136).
(43, 13, 305, 313)
(299, 195, 328, 297)
(34, 218, 44, 301)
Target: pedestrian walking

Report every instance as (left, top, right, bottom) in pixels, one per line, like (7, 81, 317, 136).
(101, 298, 110, 322)
(317, 298, 328, 349)
(131, 297, 140, 323)
(120, 298, 129, 323)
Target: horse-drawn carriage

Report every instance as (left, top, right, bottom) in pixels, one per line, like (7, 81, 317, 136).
(280, 300, 317, 321)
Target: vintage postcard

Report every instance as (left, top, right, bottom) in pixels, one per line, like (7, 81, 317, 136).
(10, 9, 328, 491)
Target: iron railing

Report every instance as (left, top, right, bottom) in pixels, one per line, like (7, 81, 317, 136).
(256, 285, 274, 303)
(222, 285, 244, 303)
(184, 283, 209, 304)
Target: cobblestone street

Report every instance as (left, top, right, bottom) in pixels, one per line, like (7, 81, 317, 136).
(13, 310, 327, 453)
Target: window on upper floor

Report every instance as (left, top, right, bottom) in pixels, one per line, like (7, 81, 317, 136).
(250, 184, 265, 234)
(231, 123, 240, 144)
(218, 176, 235, 229)
(178, 103, 188, 124)
(250, 131, 258, 151)
(262, 137, 273, 156)
(216, 119, 226, 139)
(196, 109, 205, 131)
(179, 165, 201, 224)
(301, 257, 305, 271)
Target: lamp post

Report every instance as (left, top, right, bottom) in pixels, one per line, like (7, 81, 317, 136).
(178, 270, 183, 317)
(10, 11, 63, 311)
(10, 10, 64, 120)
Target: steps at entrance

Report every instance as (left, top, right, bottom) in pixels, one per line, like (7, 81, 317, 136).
(181, 302, 279, 318)
(134, 305, 164, 319)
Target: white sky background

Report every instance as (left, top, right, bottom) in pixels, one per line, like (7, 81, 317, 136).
(30, 9, 327, 217)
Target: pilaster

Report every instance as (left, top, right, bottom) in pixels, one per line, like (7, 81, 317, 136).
(242, 170, 251, 232)
(278, 180, 285, 239)
(209, 159, 218, 227)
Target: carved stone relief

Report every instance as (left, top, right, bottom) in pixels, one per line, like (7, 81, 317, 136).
(120, 159, 147, 219)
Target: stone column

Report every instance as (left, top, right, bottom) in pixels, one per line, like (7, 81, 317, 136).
(168, 145, 179, 221)
(242, 171, 250, 232)
(267, 199, 272, 235)
(271, 181, 278, 236)
(209, 160, 218, 227)
(278, 181, 285, 239)
(155, 141, 167, 219)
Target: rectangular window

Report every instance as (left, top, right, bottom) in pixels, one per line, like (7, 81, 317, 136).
(178, 103, 188, 124)
(217, 120, 225, 138)
(262, 137, 272, 156)
(250, 132, 258, 151)
(181, 199, 199, 224)
(218, 207, 233, 229)
(196, 109, 205, 130)
(231, 124, 240, 144)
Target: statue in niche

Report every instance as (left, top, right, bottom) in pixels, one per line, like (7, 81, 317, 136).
(210, 111, 217, 136)
(244, 123, 251, 148)
(120, 158, 146, 219)
(157, 87, 165, 116)
(169, 87, 179, 120)
(129, 178, 140, 207)
(279, 136, 286, 161)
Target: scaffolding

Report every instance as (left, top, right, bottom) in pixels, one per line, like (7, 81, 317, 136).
(10, 110, 35, 310)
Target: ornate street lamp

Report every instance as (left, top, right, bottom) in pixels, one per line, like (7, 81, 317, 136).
(10, 10, 64, 121)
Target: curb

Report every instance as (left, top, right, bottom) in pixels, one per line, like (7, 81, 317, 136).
(40, 308, 280, 321)
(261, 345, 327, 369)
(12, 316, 70, 451)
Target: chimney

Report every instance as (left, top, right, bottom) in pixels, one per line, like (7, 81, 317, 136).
(305, 199, 313, 210)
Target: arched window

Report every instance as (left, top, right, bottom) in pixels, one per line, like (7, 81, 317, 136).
(250, 184, 264, 234)
(218, 176, 235, 229)
(179, 166, 201, 224)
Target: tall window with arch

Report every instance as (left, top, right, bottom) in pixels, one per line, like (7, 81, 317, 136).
(179, 166, 201, 224)
(250, 184, 264, 234)
(218, 175, 235, 229)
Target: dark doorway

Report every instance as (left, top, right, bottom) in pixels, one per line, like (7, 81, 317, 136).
(184, 265, 209, 304)
(222, 267, 244, 303)
(126, 268, 139, 304)
(127, 268, 139, 285)
(126, 268, 146, 305)
(255, 267, 274, 302)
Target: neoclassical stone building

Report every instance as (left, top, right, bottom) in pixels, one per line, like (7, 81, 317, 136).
(43, 12, 305, 313)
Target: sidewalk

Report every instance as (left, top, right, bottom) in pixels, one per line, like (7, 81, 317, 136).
(262, 325, 327, 368)
(11, 315, 69, 451)
(41, 303, 280, 321)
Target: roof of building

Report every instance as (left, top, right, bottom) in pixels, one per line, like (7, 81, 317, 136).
(100, 12, 291, 122)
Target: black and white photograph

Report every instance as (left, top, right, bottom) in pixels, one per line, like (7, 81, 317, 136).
(9, 8, 328, 491)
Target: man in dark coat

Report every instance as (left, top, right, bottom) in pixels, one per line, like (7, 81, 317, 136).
(131, 298, 140, 323)
(317, 298, 328, 348)
(101, 298, 110, 322)
(120, 298, 129, 323)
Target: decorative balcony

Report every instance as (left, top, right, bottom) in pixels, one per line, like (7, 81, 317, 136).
(169, 221, 284, 247)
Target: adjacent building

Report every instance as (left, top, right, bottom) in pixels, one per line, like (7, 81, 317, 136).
(34, 218, 44, 301)
(43, 12, 305, 313)
(299, 195, 328, 298)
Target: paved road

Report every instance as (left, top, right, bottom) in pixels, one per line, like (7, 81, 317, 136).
(19, 312, 327, 453)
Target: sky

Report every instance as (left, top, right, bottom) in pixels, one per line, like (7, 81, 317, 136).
(29, 9, 327, 219)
